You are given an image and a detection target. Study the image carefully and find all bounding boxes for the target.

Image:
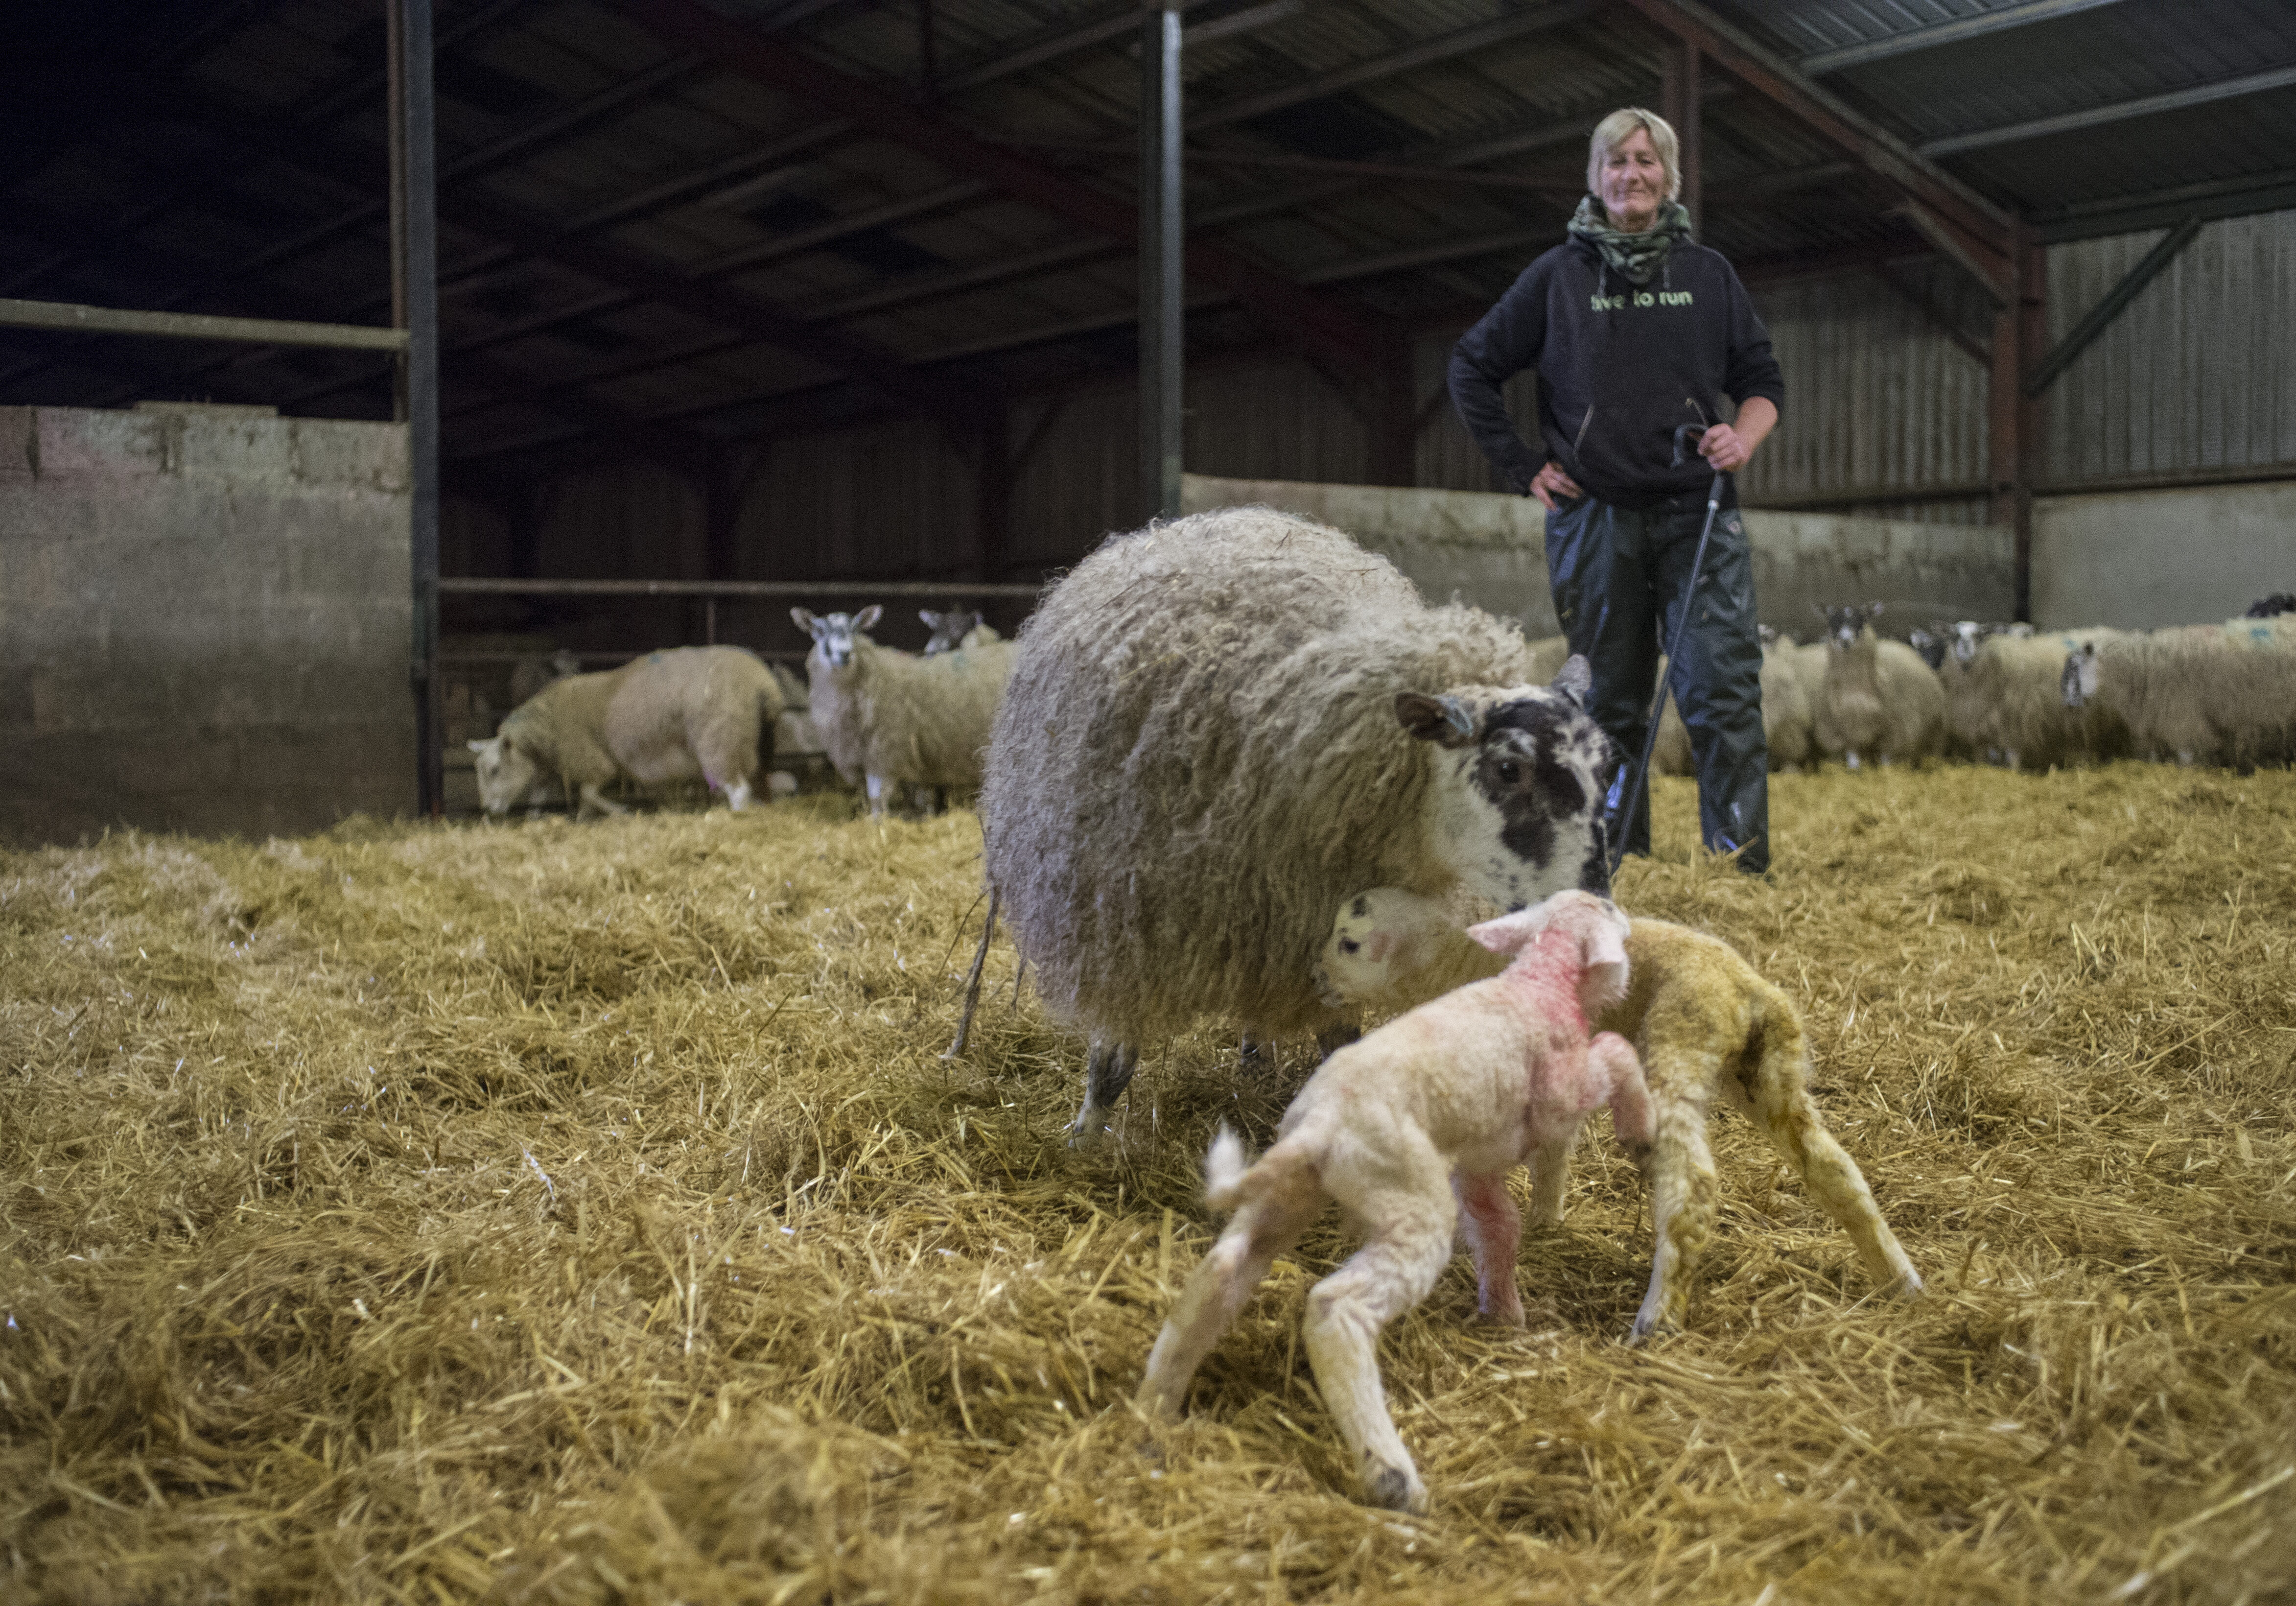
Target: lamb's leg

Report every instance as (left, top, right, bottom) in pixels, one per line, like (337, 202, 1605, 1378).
(1525, 1132, 1575, 1228)
(1137, 1182, 1321, 1419)
(1628, 1068, 1719, 1346)
(1302, 1202, 1454, 1514)
(1730, 1029, 1921, 1299)
(1453, 1171, 1523, 1325)
(1066, 1038, 1139, 1146)
(576, 782, 629, 819)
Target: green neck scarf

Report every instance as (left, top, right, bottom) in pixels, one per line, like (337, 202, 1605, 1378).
(1568, 195, 1693, 288)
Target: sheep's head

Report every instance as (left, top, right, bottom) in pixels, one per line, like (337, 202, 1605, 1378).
(468, 733, 541, 816)
(1317, 888, 1454, 1009)
(1818, 602, 1884, 651)
(919, 608, 982, 655)
(2061, 642, 2100, 708)
(793, 604, 881, 671)
(1396, 654, 1618, 908)
(1468, 889, 1633, 1015)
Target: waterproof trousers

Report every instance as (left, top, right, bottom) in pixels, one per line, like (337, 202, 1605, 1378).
(1544, 486, 1770, 874)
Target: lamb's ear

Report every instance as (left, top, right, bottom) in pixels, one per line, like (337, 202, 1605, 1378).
(1575, 899, 1633, 1015)
(1551, 653, 1593, 704)
(1396, 692, 1478, 748)
(791, 607, 819, 636)
(853, 603, 883, 633)
(1467, 904, 1550, 956)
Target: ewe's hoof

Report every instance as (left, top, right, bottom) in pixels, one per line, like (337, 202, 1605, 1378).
(1365, 1465, 1428, 1515)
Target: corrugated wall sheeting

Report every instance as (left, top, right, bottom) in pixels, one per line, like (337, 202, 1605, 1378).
(2043, 209, 2296, 481)
(736, 418, 979, 580)
(1735, 267, 1994, 523)
(540, 463, 709, 578)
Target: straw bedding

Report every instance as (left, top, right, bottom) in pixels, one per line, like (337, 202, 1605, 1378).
(1, 766, 2291, 1605)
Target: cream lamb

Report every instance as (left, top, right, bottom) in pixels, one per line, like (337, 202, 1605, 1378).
(468, 646, 784, 819)
(1317, 887, 1921, 1342)
(977, 508, 1617, 1143)
(1137, 892, 1650, 1516)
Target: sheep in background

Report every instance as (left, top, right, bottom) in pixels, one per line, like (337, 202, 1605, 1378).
(1810, 604, 1945, 768)
(1138, 892, 1650, 1515)
(1315, 887, 1921, 1343)
(978, 509, 1617, 1143)
(1959, 627, 2130, 771)
(468, 646, 785, 818)
(2246, 592, 2296, 618)
(2063, 622, 2296, 768)
(794, 605, 1017, 816)
(920, 608, 1004, 655)
(508, 646, 584, 709)
(1758, 628, 1819, 771)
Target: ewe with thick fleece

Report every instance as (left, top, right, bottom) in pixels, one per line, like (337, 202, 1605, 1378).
(469, 646, 783, 818)
(1959, 627, 2127, 770)
(2062, 619, 2296, 767)
(1137, 892, 1649, 1515)
(1811, 604, 1945, 768)
(793, 606, 1017, 814)
(1318, 887, 1921, 1341)
(980, 509, 1617, 1141)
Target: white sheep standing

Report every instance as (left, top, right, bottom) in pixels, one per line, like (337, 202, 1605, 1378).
(468, 645, 785, 818)
(2062, 619, 2296, 768)
(1136, 891, 1651, 1515)
(1810, 604, 1945, 768)
(975, 509, 1617, 1142)
(1315, 887, 1921, 1343)
(793, 605, 1017, 816)
(1958, 626, 2127, 770)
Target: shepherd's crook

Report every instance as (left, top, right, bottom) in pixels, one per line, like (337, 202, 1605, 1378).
(942, 885, 999, 1059)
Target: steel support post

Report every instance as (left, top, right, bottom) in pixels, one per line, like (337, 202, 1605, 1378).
(1661, 36, 1702, 238)
(393, 0, 444, 816)
(1989, 220, 2040, 620)
(1139, 1, 1184, 522)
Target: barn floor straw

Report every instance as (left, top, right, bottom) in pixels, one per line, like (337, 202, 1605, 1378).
(2, 766, 2292, 1605)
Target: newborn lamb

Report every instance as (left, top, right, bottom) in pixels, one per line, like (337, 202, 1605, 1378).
(1135, 891, 1651, 1516)
(1318, 888, 1922, 1342)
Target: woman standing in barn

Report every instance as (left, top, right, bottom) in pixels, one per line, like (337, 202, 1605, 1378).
(1450, 107, 1783, 874)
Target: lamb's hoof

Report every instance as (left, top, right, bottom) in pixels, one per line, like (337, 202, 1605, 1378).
(1365, 1465, 1428, 1515)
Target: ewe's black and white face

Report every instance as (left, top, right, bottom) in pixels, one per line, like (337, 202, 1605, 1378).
(919, 608, 981, 656)
(2062, 643, 2100, 707)
(1397, 656, 1619, 907)
(792, 604, 882, 670)
(1822, 602, 1883, 651)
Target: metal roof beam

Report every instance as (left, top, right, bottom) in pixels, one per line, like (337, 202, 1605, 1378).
(1921, 65, 2296, 158)
(2024, 214, 2202, 396)
(1188, 1, 1599, 132)
(1796, 0, 2128, 74)
(1611, 0, 2014, 258)
(620, 0, 1396, 387)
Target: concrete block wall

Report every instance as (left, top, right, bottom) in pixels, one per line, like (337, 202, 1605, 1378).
(1182, 474, 2014, 643)
(0, 403, 414, 845)
(2033, 481, 2296, 629)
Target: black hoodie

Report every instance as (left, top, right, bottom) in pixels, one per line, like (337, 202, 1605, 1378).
(1448, 232, 1785, 511)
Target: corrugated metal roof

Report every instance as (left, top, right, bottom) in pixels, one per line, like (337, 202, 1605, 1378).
(2, 0, 2294, 473)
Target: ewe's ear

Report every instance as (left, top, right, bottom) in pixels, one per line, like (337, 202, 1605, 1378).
(466, 739, 491, 753)
(791, 607, 819, 636)
(1865, 601, 1886, 620)
(1396, 691, 1477, 748)
(1552, 653, 1593, 704)
(854, 603, 883, 632)
(918, 609, 941, 630)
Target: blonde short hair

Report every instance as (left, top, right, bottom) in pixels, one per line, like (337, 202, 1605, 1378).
(1587, 107, 1682, 204)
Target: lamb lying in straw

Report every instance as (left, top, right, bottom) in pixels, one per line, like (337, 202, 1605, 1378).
(1316, 888, 1922, 1342)
(1136, 891, 1651, 1516)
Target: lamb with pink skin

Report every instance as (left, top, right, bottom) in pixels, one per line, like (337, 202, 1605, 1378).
(1134, 890, 1652, 1516)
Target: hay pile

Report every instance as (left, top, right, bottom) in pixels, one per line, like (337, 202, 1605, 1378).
(2, 768, 2291, 1605)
